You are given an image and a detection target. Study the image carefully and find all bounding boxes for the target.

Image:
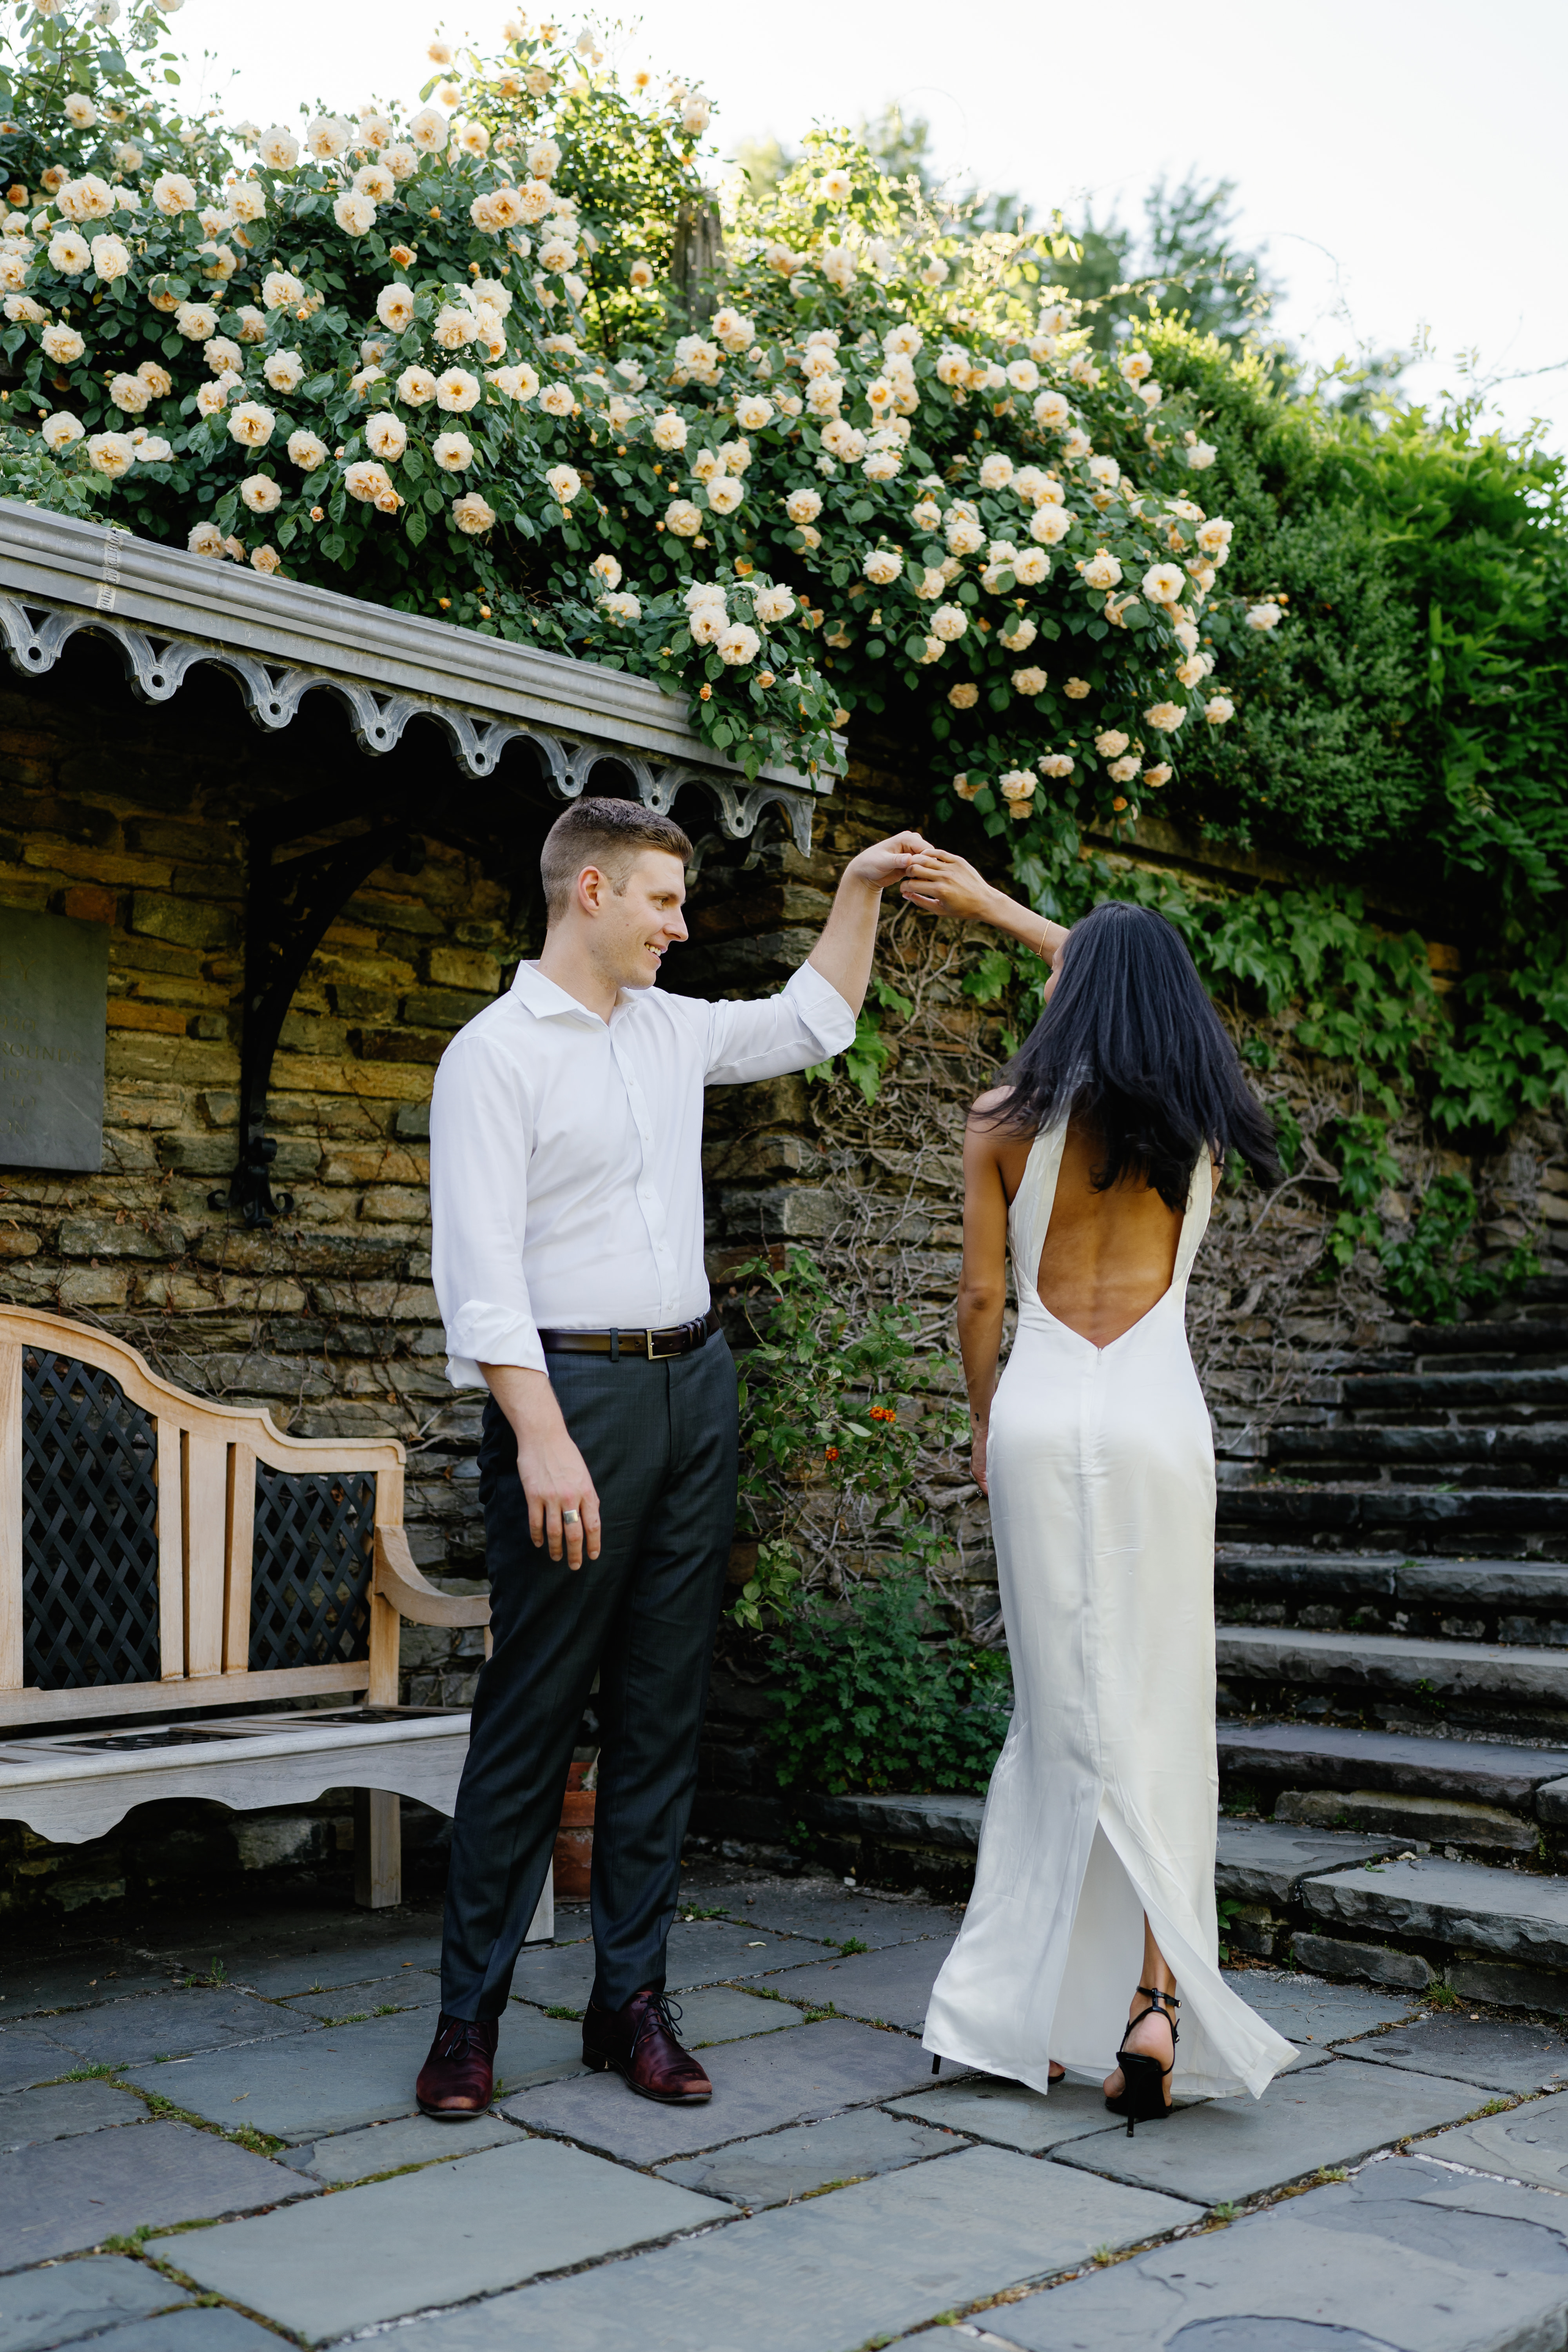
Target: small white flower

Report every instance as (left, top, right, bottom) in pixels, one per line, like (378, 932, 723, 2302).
(1032, 390, 1071, 433)
(1187, 440, 1217, 470)
(188, 521, 227, 556)
(1145, 701, 1188, 731)
(377, 281, 416, 333)
(261, 270, 304, 312)
(1039, 752, 1075, 779)
(863, 548, 903, 586)
(1205, 695, 1235, 726)
(174, 301, 219, 341)
(539, 382, 575, 417)
(1108, 754, 1140, 784)
(1119, 347, 1153, 383)
(753, 584, 795, 625)
(240, 474, 282, 514)
(408, 105, 449, 152)
(287, 428, 328, 470)
(717, 621, 760, 664)
(1097, 731, 1131, 760)
(47, 229, 91, 274)
(334, 192, 377, 237)
(931, 604, 968, 643)
(64, 93, 98, 127)
(40, 323, 85, 363)
(1247, 602, 1283, 630)
(194, 381, 228, 417)
(978, 453, 1014, 492)
(434, 429, 474, 471)
(306, 114, 352, 160)
(1142, 564, 1185, 605)
(263, 349, 305, 393)
(1081, 550, 1123, 590)
(108, 372, 150, 415)
(734, 394, 773, 431)
(651, 410, 689, 452)
(40, 411, 83, 451)
(706, 475, 744, 515)
(664, 498, 702, 537)
(1012, 667, 1047, 696)
(546, 462, 581, 503)
(784, 486, 822, 524)
(354, 162, 396, 203)
(1195, 516, 1234, 555)
(89, 232, 130, 281)
(1005, 358, 1040, 394)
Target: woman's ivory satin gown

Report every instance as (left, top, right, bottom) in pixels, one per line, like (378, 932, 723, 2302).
(924, 1118, 1296, 2100)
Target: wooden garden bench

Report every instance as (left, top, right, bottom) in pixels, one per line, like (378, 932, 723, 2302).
(0, 1305, 547, 1927)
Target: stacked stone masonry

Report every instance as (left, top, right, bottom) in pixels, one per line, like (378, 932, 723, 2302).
(5, 634, 1568, 1935)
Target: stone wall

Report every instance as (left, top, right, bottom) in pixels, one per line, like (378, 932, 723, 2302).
(3, 637, 1565, 1913)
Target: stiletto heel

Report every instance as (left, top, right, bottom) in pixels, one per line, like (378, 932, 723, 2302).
(1104, 1985, 1179, 2136)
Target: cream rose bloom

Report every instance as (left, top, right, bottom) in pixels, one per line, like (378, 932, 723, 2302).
(1187, 441, 1218, 470)
(1205, 695, 1235, 726)
(450, 491, 496, 535)
(376, 282, 416, 333)
(108, 372, 150, 415)
(1012, 667, 1047, 696)
(1002, 617, 1038, 653)
(1063, 677, 1091, 700)
(650, 410, 688, 452)
(397, 365, 438, 406)
(977, 453, 1014, 492)
(365, 411, 408, 461)
(589, 552, 622, 590)
(1029, 506, 1073, 547)
(1096, 730, 1131, 758)
(784, 486, 822, 525)
(492, 362, 539, 402)
(434, 430, 474, 471)
(1039, 753, 1075, 779)
(734, 394, 773, 431)
(306, 115, 351, 160)
(41, 411, 83, 451)
(1032, 390, 1071, 433)
(287, 428, 328, 470)
(931, 604, 968, 642)
(433, 304, 479, 352)
(354, 163, 396, 204)
(85, 430, 135, 478)
(948, 682, 979, 710)
(227, 400, 276, 448)
(1081, 550, 1123, 590)
(89, 232, 130, 281)
(435, 368, 481, 412)
(1000, 768, 1035, 803)
(151, 172, 196, 216)
(717, 621, 760, 665)
(706, 475, 744, 516)
(1010, 550, 1048, 588)
(174, 301, 218, 341)
(194, 381, 228, 417)
(344, 459, 396, 504)
(1108, 754, 1140, 784)
(188, 521, 226, 556)
(1195, 517, 1234, 555)
(546, 463, 581, 503)
(261, 270, 305, 311)
(57, 173, 114, 222)
(1247, 602, 1283, 630)
(40, 323, 85, 363)
(263, 349, 305, 393)
(1145, 701, 1187, 731)
(1143, 762, 1172, 788)
(862, 549, 903, 585)
(408, 105, 448, 152)
(240, 474, 282, 514)
(539, 383, 575, 417)
(664, 498, 702, 537)
(334, 192, 376, 237)
(134, 435, 172, 464)
(47, 229, 90, 273)
(753, 583, 795, 625)
(1142, 564, 1185, 605)
(64, 92, 97, 127)
(258, 125, 299, 169)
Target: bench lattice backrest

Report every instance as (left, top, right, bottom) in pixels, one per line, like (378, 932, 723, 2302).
(0, 1306, 406, 1730)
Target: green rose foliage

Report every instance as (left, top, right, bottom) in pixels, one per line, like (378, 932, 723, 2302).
(0, 0, 1275, 808)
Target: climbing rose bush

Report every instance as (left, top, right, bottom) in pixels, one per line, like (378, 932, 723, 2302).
(0, 0, 1279, 873)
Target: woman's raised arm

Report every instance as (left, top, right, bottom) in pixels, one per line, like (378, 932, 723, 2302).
(901, 847, 1069, 966)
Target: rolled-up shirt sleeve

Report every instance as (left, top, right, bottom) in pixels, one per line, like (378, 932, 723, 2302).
(430, 1029, 545, 1388)
(703, 959, 857, 1087)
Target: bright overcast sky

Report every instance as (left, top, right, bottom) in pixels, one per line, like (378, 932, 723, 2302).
(183, 0, 1567, 452)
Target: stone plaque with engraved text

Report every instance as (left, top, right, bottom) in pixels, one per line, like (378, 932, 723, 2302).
(0, 906, 108, 1172)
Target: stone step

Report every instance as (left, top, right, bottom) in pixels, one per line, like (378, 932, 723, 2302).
(1217, 1720, 1568, 1814)
(1216, 1486, 1568, 1543)
(1216, 1547, 1568, 1614)
(1298, 1851, 1568, 2006)
(1268, 1425, 1568, 1470)
(1216, 1622, 1568, 1715)
(1410, 1314, 1568, 1361)
(1343, 1368, 1568, 1412)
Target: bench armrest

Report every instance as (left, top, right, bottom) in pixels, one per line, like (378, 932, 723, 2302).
(374, 1526, 490, 1629)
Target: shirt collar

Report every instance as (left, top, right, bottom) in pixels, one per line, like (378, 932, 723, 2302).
(510, 960, 641, 1027)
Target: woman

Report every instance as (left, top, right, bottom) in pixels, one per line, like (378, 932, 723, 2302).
(900, 849, 1296, 2124)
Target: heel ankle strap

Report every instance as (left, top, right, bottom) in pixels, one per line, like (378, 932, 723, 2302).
(1136, 1986, 1179, 2009)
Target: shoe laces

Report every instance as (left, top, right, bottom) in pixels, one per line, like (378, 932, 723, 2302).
(437, 2014, 491, 2061)
(634, 1989, 684, 2047)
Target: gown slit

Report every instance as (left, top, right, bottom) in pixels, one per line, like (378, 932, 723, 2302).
(922, 1116, 1296, 2100)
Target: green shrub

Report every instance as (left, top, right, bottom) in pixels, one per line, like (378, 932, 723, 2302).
(764, 1570, 1012, 1796)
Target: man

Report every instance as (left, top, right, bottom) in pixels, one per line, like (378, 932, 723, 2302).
(417, 796, 927, 2115)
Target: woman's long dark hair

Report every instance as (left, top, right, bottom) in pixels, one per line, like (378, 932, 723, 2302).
(985, 900, 1282, 1208)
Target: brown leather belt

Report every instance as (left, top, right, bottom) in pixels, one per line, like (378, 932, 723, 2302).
(539, 1307, 720, 1361)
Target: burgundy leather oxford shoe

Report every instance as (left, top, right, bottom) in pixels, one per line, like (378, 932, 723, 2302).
(582, 1988, 713, 2103)
(416, 2011, 499, 2118)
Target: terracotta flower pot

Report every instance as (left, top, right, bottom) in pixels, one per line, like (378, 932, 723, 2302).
(553, 1759, 596, 1899)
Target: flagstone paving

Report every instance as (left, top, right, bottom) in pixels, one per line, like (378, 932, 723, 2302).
(7, 1871, 1568, 2351)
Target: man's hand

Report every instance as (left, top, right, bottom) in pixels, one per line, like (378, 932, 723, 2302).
(480, 1363, 602, 1569)
(807, 831, 928, 1013)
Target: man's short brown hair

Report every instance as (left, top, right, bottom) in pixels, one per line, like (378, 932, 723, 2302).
(539, 797, 692, 923)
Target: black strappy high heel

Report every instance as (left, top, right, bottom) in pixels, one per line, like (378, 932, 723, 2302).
(1104, 1985, 1178, 2136)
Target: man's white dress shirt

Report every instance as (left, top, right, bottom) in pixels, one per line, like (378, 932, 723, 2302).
(430, 959, 856, 1387)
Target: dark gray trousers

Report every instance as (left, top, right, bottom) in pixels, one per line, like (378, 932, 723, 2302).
(439, 1336, 739, 2020)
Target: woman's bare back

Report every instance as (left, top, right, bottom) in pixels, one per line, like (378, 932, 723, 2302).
(988, 1109, 1203, 1349)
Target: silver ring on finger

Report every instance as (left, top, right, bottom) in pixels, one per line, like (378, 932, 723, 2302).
(561, 1507, 580, 1524)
